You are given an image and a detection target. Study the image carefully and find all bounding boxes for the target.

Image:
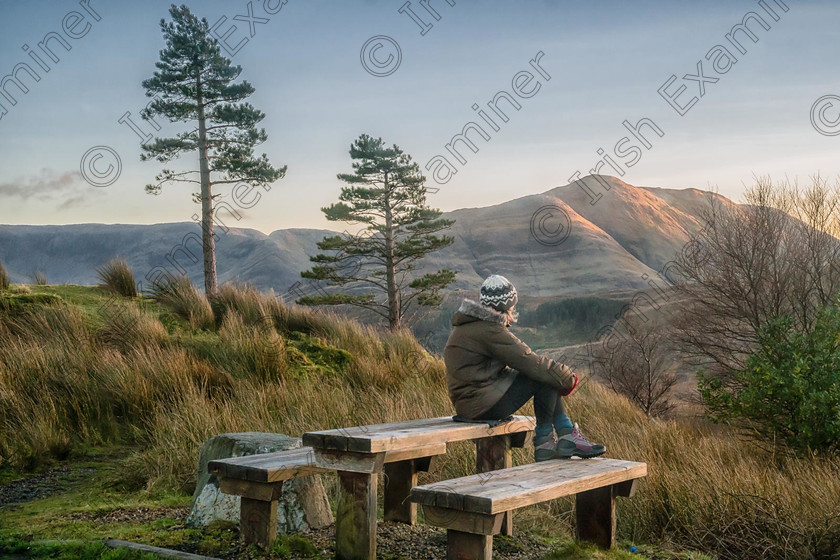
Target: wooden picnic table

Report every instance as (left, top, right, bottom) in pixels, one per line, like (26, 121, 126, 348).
(302, 415, 535, 560)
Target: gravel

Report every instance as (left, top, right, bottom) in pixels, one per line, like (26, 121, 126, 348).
(0, 467, 95, 509)
(303, 521, 553, 560)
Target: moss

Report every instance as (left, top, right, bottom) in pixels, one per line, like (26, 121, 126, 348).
(0, 293, 63, 316)
(285, 331, 353, 377)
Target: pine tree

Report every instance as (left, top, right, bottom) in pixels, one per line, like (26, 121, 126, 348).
(141, 4, 286, 296)
(301, 134, 456, 330)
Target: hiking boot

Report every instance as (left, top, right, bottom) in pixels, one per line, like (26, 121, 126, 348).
(534, 435, 558, 462)
(556, 423, 605, 459)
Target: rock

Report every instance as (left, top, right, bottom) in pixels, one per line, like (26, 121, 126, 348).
(187, 432, 333, 533)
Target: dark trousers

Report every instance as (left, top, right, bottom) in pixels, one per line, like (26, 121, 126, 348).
(476, 370, 570, 437)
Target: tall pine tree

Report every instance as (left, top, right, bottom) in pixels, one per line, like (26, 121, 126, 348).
(141, 4, 286, 295)
(301, 134, 456, 330)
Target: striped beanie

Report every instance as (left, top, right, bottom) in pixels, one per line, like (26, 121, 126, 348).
(480, 274, 518, 312)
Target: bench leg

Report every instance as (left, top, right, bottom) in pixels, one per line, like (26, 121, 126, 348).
(384, 459, 418, 524)
(575, 485, 616, 549)
(475, 436, 513, 536)
(336, 470, 378, 560)
(447, 530, 493, 560)
(239, 497, 277, 549)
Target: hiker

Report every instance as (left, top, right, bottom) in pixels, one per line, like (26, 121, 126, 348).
(443, 274, 605, 460)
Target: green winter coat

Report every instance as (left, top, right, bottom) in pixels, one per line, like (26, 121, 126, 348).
(443, 298, 577, 419)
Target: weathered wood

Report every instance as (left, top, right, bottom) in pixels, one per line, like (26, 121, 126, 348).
(103, 538, 221, 559)
(313, 449, 386, 474)
(575, 485, 616, 549)
(383, 442, 447, 464)
(240, 497, 278, 549)
(302, 415, 536, 454)
(219, 478, 283, 501)
(614, 478, 638, 498)
(209, 443, 445, 485)
(411, 458, 647, 515)
(475, 436, 513, 536)
(422, 506, 505, 535)
(384, 460, 418, 524)
(209, 447, 327, 483)
(446, 530, 492, 560)
(336, 470, 378, 560)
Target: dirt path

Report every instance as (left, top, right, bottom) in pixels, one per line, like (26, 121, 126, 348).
(0, 466, 95, 509)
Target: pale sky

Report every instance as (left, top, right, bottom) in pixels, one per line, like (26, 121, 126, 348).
(1, 0, 839, 233)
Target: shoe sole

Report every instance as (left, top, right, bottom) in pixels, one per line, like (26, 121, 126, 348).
(556, 448, 606, 459)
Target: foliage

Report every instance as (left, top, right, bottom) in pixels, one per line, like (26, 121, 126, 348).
(32, 270, 47, 285)
(301, 134, 455, 330)
(96, 258, 138, 298)
(699, 303, 840, 455)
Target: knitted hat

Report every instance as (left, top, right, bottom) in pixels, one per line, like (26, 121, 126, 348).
(480, 275, 518, 312)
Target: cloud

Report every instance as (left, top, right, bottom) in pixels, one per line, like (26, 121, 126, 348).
(0, 169, 83, 201)
(56, 194, 87, 211)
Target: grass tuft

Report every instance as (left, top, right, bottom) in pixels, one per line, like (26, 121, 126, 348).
(96, 259, 138, 298)
(0, 259, 8, 291)
(148, 276, 214, 330)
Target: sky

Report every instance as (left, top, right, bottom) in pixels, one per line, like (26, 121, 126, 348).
(1, 0, 839, 234)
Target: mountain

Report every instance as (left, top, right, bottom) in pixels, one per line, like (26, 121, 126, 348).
(0, 222, 333, 296)
(0, 175, 725, 301)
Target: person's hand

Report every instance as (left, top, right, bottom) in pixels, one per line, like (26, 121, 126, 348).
(559, 373, 578, 396)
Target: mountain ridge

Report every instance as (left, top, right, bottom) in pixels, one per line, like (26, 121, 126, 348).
(0, 175, 725, 299)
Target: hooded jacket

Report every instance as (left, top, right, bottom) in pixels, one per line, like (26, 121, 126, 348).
(443, 298, 578, 418)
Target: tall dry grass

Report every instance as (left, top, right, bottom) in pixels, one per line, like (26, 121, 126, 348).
(96, 258, 138, 298)
(0, 284, 837, 559)
(148, 275, 214, 330)
(0, 259, 9, 291)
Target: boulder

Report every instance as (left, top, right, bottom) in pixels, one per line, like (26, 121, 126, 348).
(187, 432, 333, 533)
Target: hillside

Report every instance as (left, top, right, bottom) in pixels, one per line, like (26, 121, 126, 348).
(0, 285, 837, 560)
(0, 176, 725, 300)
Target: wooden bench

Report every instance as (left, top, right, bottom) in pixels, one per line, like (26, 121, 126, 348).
(209, 415, 535, 556)
(209, 447, 329, 547)
(302, 415, 535, 560)
(411, 457, 647, 560)
(208, 443, 448, 548)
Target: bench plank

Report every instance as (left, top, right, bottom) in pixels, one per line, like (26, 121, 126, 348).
(303, 415, 535, 454)
(412, 458, 646, 514)
(210, 443, 448, 483)
(209, 448, 329, 483)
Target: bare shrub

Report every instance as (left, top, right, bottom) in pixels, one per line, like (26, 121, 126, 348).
(670, 175, 840, 380)
(590, 316, 677, 417)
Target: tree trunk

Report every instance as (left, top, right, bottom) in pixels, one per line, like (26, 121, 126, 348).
(196, 76, 218, 296)
(383, 173, 400, 330)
